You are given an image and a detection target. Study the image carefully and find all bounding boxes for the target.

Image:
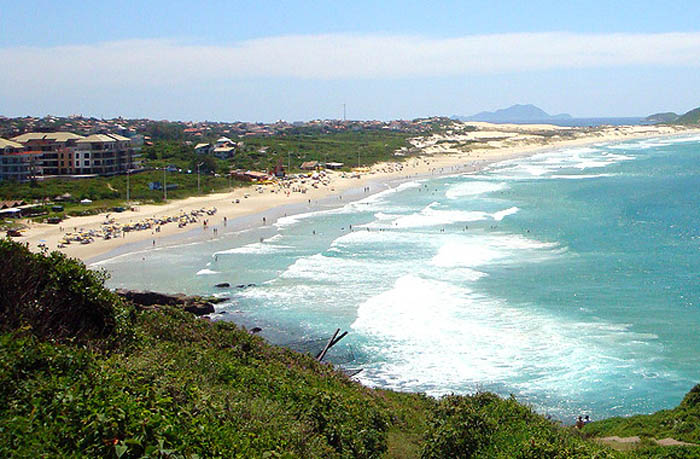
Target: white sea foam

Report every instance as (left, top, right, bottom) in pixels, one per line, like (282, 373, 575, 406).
(392, 204, 491, 228)
(492, 206, 519, 221)
(351, 274, 662, 397)
(430, 233, 557, 269)
(445, 181, 507, 199)
(367, 203, 520, 229)
(280, 253, 380, 282)
(395, 181, 422, 192)
(549, 173, 615, 179)
(196, 268, 220, 275)
(214, 241, 292, 255)
(483, 146, 636, 181)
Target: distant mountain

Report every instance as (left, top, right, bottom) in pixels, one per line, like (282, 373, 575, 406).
(455, 104, 572, 123)
(676, 106, 700, 125)
(642, 112, 679, 124)
(642, 107, 700, 125)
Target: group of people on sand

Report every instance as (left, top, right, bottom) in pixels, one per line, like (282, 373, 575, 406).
(54, 207, 218, 250)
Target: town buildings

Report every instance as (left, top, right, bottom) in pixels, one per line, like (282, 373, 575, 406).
(0, 132, 141, 182)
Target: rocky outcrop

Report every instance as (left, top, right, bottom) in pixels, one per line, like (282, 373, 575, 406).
(115, 289, 223, 316)
(184, 303, 215, 315)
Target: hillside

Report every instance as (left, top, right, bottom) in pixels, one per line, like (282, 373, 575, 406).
(642, 112, 679, 124)
(1, 238, 698, 457)
(584, 385, 700, 445)
(676, 106, 700, 125)
(457, 104, 572, 122)
(642, 106, 700, 125)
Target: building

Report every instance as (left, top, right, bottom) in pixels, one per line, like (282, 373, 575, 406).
(300, 161, 319, 170)
(10, 131, 141, 177)
(11, 132, 84, 176)
(194, 142, 212, 155)
(0, 138, 41, 182)
(212, 136, 236, 159)
(74, 133, 138, 175)
(212, 145, 235, 159)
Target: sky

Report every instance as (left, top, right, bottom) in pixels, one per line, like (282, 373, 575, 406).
(2, 0, 700, 122)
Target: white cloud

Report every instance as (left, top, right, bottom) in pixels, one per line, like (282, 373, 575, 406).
(2, 32, 700, 90)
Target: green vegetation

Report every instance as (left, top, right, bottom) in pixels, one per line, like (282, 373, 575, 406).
(584, 385, 700, 445)
(643, 106, 700, 125)
(643, 112, 680, 124)
(675, 107, 700, 125)
(233, 130, 414, 172)
(1, 238, 698, 457)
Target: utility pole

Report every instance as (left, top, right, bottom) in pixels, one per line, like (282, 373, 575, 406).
(126, 169, 130, 206)
(197, 162, 204, 194)
(163, 167, 167, 201)
(343, 103, 346, 122)
(288, 151, 291, 171)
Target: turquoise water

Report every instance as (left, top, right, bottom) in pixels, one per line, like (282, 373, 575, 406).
(98, 134, 700, 421)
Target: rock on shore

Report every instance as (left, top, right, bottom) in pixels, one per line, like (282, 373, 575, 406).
(114, 289, 227, 316)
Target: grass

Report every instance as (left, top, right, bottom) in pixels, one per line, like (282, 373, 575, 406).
(1, 238, 698, 457)
(235, 130, 415, 171)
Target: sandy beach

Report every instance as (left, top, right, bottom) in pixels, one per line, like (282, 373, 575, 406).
(15, 121, 698, 262)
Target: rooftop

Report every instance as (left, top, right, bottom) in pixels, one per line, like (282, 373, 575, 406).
(77, 134, 118, 143)
(0, 137, 24, 149)
(12, 132, 86, 143)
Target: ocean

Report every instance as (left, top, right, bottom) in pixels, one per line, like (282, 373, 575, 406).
(97, 134, 700, 421)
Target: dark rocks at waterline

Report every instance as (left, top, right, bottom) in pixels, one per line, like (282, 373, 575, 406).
(236, 283, 256, 289)
(115, 289, 186, 306)
(215, 282, 230, 288)
(184, 303, 215, 316)
(115, 289, 221, 316)
(210, 297, 230, 304)
(250, 327, 262, 334)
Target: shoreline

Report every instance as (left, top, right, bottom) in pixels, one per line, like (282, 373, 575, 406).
(15, 122, 699, 263)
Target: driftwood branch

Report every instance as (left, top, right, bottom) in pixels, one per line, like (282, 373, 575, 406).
(316, 328, 340, 362)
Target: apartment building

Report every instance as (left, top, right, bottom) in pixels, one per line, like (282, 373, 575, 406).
(7, 131, 141, 179)
(0, 138, 41, 182)
(74, 133, 136, 175)
(11, 132, 84, 176)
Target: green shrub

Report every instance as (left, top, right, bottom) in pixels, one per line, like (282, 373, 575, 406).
(0, 238, 129, 344)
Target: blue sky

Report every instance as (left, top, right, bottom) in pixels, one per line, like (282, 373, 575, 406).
(2, 1, 700, 121)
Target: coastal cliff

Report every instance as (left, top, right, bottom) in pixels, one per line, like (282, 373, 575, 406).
(0, 238, 696, 457)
